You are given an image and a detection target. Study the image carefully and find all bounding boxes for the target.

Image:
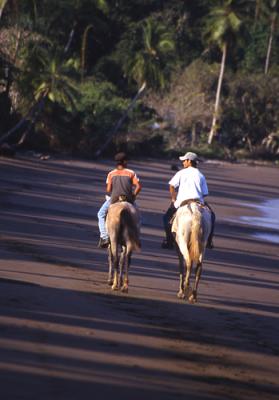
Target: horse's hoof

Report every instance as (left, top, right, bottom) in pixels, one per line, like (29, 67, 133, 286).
(121, 285, 128, 293)
(177, 291, 185, 300)
(111, 284, 119, 291)
(107, 279, 113, 286)
(184, 286, 192, 298)
(188, 294, 197, 304)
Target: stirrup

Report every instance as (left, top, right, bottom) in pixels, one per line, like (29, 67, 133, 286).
(161, 240, 174, 249)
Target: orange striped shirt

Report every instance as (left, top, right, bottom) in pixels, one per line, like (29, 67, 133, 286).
(106, 168, 140, 204)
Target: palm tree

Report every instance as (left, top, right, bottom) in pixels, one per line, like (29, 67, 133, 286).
(0, 45, 79, 146)
(21, 43, 79, 110)
(124, 17, 176, 90)
(205, 0, 245, 144)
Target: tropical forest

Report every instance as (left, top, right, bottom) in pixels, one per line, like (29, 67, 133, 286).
(0, 0, 279, 161)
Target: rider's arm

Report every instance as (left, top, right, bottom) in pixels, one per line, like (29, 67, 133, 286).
(132, 173, 142, 199)
(133, 181, 142, 198)
(106, 181, 112, 194)
(169, 185, 177, 203)
(106, 171, 113, 196)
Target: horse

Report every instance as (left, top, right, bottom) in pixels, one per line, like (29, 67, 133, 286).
(171, 201, 212, 303)
(106, 201, 140, 293)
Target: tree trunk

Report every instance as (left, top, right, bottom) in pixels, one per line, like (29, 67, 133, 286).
(0, 0, 8, 20)
(64, 21, 77, 54)
(191, 122, 196, 147)
(81, 24, 94, 81)
(255, 0, 261, 22)
(94, 82, 146, 158)
(208, 42, 227, 145)
(264, 10, 277, 74)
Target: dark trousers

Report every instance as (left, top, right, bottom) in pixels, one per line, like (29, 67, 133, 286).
(206, 203, 215, 246)
(163, 203, 176, 244)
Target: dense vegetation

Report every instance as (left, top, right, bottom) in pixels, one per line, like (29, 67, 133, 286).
(0, 0, 278, 160)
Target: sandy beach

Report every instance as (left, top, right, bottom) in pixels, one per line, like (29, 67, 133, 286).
(0, 154, 278, 400)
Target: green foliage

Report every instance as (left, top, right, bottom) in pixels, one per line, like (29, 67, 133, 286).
(77, 79, 130, 143)
(221, 72, 279, 151)
(242, 23, 269, 71)
(0, 0, 279, 159)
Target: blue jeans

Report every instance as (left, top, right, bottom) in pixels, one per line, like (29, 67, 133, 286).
(97, 199, 111, 240)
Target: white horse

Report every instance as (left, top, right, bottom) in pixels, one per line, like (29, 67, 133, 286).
(171, 201, 212, 303)
(106, 201, 140, 293)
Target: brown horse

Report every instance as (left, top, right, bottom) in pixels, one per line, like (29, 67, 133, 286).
(106, 201, 140, 292)
(171, 201, 211, 303)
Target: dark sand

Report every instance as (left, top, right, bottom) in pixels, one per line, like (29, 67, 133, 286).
(0, 155, 278, 400)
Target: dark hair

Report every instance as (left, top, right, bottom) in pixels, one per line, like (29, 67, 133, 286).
(114, 152, 128, 163)
(189, 160, 197, 168)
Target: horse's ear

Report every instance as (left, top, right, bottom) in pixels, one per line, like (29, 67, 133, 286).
(118, 195, 128, 202)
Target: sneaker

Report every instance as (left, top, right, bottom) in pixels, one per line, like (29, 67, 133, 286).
(98, 238, 110, 248)
(161, 240, 174, 250)
(206, 241, 214, 249)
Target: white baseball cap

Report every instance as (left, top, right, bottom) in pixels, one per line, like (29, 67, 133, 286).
(179, 152, 199, 161)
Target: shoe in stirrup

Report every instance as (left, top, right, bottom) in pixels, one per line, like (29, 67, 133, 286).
(98, 237, 110, 248)
(206, 240, 214, 249)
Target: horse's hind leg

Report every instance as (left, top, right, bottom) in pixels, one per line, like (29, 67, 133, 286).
(121, 248, 131, 293)
(189, 259, 203, 303)
(111, 242, 119, 291)
(107, 245, 113, 286)
(184, 259, 193, 300)
(176, 248, 185, 299)
(119, 246, 126, 288)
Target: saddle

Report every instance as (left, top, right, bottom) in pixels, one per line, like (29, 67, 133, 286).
(180, 199, 203, 208)
(116, 194, 135, 204)
(170, 199, 209, 225)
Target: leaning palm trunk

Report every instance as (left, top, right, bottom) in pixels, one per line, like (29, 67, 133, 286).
(208, 42, 227, 145)
(16, 96, 46, 146)
(94, 82, 146, 158)
(0, 96, 45, 146)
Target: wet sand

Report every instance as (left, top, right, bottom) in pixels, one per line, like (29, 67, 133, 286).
(0, 155, 278, 400)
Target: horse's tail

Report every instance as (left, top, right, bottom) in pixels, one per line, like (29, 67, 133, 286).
(121, 207, 140, 251)
(189, 207, 202, 262)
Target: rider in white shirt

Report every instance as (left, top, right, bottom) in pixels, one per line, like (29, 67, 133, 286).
(169, 163, 209, 208)
(162, 152, 215, 249)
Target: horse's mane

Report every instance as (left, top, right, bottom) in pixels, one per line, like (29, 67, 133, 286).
(189, 205, 203, 262)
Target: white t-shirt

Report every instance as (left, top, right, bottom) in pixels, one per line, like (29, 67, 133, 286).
(169, 166, 209, 208)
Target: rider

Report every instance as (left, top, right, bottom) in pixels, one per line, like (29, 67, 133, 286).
(97, 152, 142, 248)
(162, 151, 215, 249)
